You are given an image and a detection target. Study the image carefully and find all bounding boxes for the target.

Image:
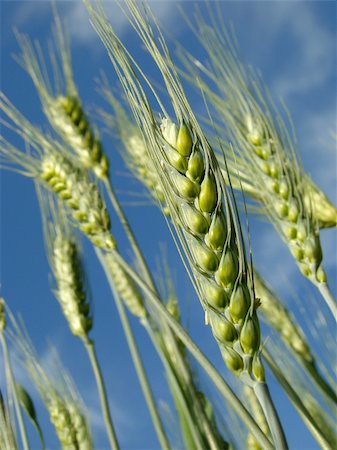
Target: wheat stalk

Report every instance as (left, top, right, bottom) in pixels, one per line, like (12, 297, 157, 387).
(244, 385, 271, 450)
(0, 390, 18, 450)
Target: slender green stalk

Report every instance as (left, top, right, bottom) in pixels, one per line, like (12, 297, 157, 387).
(254, 383, 288, 450)
(317, 283, 337, 322)
(144, 323, 207, 450)
(109, 249, 273, 450)
(84, 340, 119, 450)
(264, 351, 333, 449)
(104, 178, 222, 448)
(0, 334, 29, 450)
(104, 177, 157, 292)
(304, 361, 337, 406)
(96, 249, 171, 450)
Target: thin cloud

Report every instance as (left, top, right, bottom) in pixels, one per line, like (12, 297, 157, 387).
(269, 3, 335, 97)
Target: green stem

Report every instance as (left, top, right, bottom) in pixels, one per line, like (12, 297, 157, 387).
(304, 360, 337, 406)
(144, 323, 206, 450)
(0, 333, 29, 450)
(317, 282, 337, 322)
(96, 249, 171, 450)
(84, 340, 119, 450)
(254, 382, 288, 450)
(104, 178, 155, 290)
(110, 249, 273, 450)
(104, 179, 219, 447)
(264, 350, 333, 449)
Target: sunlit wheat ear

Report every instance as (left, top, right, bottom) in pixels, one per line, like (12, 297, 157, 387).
(177, 13, 336, 309)
(0, 94, 115, 250)
(38, 187, 93, 342)
(85, 1, 264, 385)
(41, 153, 114, 250)
(15, 12, 109, 179)
(98, 88, 169, 214)
(10, 321, 92, 450)
(158, 118, 265, 383)
(254, 272, 312, 363)
(104, 253, 147, 319)
(53, 232, 93, 341)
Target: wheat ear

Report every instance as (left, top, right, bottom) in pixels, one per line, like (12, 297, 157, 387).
(254, 271, 337, 405)
(0, 94, 115, 251)
(35, 190, 119, 450)
(84, 2, 287, 448)
(176, 11, 336, 319)
(15, 12, 109, 179)
(8, 316, 93, 450)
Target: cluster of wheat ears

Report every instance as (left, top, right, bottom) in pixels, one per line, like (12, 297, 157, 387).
(1, 1, 336, 449)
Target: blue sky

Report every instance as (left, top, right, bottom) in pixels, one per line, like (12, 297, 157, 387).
(1, 1, 336, 449)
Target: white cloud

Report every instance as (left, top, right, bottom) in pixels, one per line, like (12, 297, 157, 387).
(59, 1, 182, 45)
(269, 3, 335, 97)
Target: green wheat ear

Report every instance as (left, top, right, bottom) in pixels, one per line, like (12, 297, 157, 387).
(176, 9, 336, 319)
(15, 11, 109, 179)
(0, 94, 115, 251)
(9, 318, 93, 450)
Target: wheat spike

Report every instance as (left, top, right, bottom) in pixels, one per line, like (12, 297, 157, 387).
(10, 321, 92, 450)
(0, 94, 115, 251)
(85, 1, 266, 384)
(15, 12, 109, 179)
(52, 233, 93, 340)
(104, 253, 147, 319)
(41, 153, 114, 250)
(179, 12, 334, 291)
